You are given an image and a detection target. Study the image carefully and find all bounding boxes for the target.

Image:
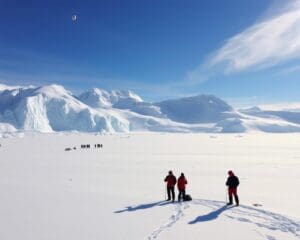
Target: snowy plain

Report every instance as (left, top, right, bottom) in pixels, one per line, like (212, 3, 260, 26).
(0, 132, 299, 240)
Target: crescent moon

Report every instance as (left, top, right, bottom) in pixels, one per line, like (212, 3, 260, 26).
(72, 15, 77, 21)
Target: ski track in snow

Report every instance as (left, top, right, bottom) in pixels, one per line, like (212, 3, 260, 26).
(146, 202, 190, 240)
(143, 199, 300, 240)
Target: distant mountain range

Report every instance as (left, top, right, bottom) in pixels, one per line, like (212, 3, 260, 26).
(1, 83, 300, 136)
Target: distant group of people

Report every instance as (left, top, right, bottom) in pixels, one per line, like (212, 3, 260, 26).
(164, 170, 240, 206)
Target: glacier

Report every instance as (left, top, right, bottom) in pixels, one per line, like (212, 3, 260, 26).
(1, 83, 300, 136)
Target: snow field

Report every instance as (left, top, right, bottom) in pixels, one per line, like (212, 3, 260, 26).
(0, 132, 299, 239)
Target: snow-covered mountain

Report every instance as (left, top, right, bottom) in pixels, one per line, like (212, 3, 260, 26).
(78, 88, 163, 117)
(240, 106, 300, 125)
(156, 95, 237, 123)
(1, 83, 300, 135)
(0, 84, 129, 134)
(78, 88, 143, 108)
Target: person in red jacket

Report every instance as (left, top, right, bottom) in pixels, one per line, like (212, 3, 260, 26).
(164, 170, 177, 202)
(226, 170, 240, 206)
(177, 173, 188, 202)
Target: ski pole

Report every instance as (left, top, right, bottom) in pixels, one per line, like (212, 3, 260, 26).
(165, 184, 168, 200)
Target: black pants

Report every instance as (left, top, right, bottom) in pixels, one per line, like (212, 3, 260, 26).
(167, 186, 175, 201)
(178, 189, 186, 201)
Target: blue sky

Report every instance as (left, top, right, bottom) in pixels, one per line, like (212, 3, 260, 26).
(1, 0, 300, 106)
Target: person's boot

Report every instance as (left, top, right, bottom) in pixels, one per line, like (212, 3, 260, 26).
(227, 196, 233, 205)
(167, 190, 171, 201)
(235, 195, 239, 206)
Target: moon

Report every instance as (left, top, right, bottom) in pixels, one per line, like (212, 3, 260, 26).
(72, 15, 77, 22)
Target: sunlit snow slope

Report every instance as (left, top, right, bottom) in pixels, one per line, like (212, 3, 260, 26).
(1, 83, 300, 135)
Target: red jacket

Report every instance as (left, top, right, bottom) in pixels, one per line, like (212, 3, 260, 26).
(164, 175, 177, 187)
(177, 176, 187, 190)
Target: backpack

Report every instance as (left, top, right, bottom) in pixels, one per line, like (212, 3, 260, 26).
(183, 194, 192, 201)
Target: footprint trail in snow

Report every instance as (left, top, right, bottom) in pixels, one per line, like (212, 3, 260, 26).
(145, 199, 300, 240)
(146, 202, 190, 240)
(191, 199, 300, 240)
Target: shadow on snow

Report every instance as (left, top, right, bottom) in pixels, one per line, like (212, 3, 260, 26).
(189, 205, 234, 224)
(191, 199, 300, 238)
(114, 200, 172, 213)
(114, 198, 300, 238)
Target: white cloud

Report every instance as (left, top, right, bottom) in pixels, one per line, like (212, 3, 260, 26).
(205, 0, 300, 73)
